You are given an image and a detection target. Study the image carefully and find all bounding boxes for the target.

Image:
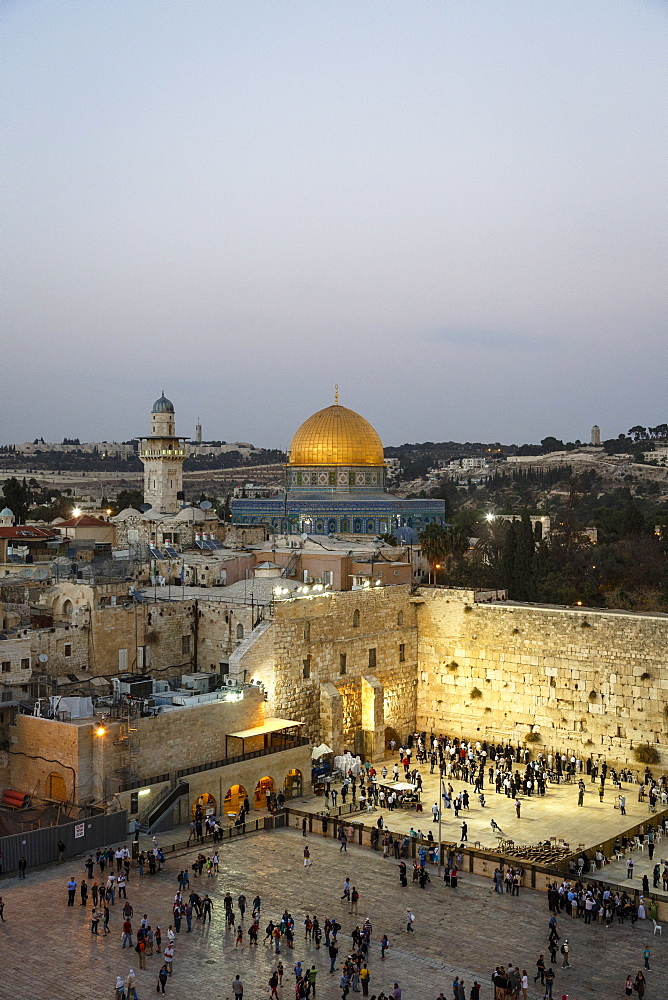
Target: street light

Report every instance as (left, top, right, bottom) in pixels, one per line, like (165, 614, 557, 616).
(437, 767, 443, 876)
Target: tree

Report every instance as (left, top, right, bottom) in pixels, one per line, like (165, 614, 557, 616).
(2, 477, 31, 523)
(514, 510, 536, 600)
(111, 489, 144, 514)
(419, 523, 450, 584)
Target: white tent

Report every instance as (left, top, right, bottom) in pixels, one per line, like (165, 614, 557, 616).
(311, 743, 333, 759)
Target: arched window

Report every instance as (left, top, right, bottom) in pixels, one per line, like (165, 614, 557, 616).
(352, 609, 360, 628)
(62, 600, 73, 616)
(304, 622, 310, 642)
(236, 623, 244, 640)
(397, 610, 404, 627)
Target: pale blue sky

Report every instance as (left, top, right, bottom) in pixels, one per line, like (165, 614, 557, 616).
(2, 1, 665, 449)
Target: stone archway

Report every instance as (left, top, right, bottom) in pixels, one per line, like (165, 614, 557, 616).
(223, 784, 248, 816)
(192, 792, 216, 821)
(254, 775, 275, 809)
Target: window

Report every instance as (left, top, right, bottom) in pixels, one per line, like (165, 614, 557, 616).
(368, 647, 376, 669)
(20, 658, 30, 670)
(64, 643, 72, 658)
(352, 609, 360, 628)
(339, 653, 347, 675)
(399, 643, 405, 663)
(2, 691, 12, 702)
(137, 646, 145, 669)
(303, 657, 311, 680)
(397, 611, 404, 626)
(323, 571, 333, 586)
(118, 649, 128, 672)
(181, 635, 191, 656)
(304, 622, 310, 642)
(1, 661, 10, 673)
(236, 623, 244, 640)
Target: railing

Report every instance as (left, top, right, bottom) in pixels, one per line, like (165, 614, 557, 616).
(137, 781, 181, 828)
(175, 736, 310, 780)
(144, 780, 189, 833)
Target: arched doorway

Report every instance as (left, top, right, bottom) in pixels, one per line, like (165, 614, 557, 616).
(385, 726, 400, 750)
(192, 792, 216, 821)
(62, 599, 73, 616)
(284, 768, 302, 799)
(46, 771, 67, 800)
(223, 784, 248, 816)
(254, 776, 275, 809)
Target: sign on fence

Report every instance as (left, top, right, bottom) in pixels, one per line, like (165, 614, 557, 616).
(74, 823, 85, 839)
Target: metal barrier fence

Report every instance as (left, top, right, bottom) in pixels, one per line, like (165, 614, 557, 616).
(0, 811, 128, 874)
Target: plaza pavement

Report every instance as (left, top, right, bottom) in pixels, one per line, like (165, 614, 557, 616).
(303, 755, 664, 855)
(0, 827, 664, 1000)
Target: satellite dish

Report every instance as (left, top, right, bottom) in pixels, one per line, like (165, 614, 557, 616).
(139, 503, 153, 512)
(200, 501, 212, 510)
(38, 653, 48, 663)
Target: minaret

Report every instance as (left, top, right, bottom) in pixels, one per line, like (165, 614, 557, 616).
(138, 393, 187, 513)
(591, 424, 601, 446)
(195, 418, 202, 443)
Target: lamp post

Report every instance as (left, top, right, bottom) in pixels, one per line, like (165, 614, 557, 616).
(437, 767, 443, 876)
(95, 719, 107, 807)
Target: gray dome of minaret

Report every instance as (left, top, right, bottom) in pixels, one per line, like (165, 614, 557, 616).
(152, 393, 174, 413)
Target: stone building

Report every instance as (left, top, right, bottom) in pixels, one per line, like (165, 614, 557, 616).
(232, 392, 446, 536)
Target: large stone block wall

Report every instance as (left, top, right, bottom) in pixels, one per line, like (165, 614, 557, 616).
(90, 600, 196, 677)
(237, 586, 419, 749)
(132, 686, 265, 779)
(416, 589, 668, 767)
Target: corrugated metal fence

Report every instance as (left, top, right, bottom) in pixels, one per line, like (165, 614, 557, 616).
(1, 811, 127, 873)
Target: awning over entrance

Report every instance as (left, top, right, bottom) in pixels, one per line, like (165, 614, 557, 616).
(225, 718, 304, 757)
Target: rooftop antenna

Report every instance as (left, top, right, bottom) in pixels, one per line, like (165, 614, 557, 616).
(334, 384, 339, 405)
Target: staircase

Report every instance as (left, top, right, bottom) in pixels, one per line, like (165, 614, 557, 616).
(138, 780, 190, 834)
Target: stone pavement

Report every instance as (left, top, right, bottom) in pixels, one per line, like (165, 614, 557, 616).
(0, 827, 665, 1000)
(305, 755, 664, 854)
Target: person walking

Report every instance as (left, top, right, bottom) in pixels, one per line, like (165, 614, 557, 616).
(643, 945, 651, 971)
(627, 857, 634, 880)
(406, 909, 415, 933)
(232, 974, 244, 1000)
(561, 939, 571, 969)
(18, 857, 27, 879)
(157, 965, 169, 994)
(543, 967, 555, 999)
(67, 876, 77, 907)
(381, 934, 389, 959)
(534, 954, 545, 985)
(461, 821, 468, 842)
(126, 969, 138, 1000)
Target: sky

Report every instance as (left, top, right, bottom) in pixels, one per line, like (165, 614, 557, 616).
(2, 1, 666, 450)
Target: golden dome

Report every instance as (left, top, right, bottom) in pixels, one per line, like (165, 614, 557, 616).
(288, 404, 385, 467)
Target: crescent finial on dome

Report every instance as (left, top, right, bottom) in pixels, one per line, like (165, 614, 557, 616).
(334, 384, 339, 405)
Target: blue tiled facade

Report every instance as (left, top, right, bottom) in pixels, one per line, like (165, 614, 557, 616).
(231, 491, 446, 535)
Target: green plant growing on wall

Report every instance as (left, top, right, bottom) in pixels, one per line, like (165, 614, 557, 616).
(640, 672, 651, 681)
(525, 732, 541, 743)
(588, 691, 597, 703)
(470, 687, 483, 699)
(633, 743, 660, 765)
(581, 619, 592, 628)
(463, 605, 473, 613)
(447, 661, 459, 672)
(484, 707, 491, 713)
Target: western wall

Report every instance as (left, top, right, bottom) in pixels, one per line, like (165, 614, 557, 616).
(235, 585, 668, 768)
(416, 588, 668, 767)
